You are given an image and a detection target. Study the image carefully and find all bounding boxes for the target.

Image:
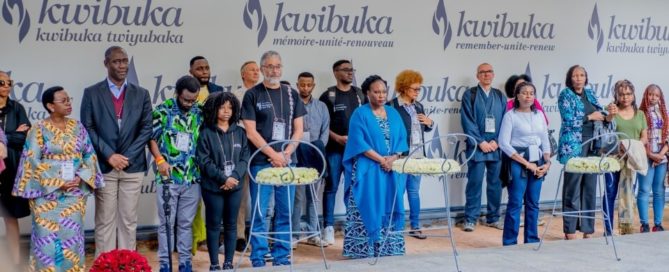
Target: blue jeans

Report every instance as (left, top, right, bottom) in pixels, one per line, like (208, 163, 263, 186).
(603, 172, 620, 235)
(502, 161, 543, 246)
(637, 160, 667, 226)
(464, 160, 502, 224)
(323, 152, 344, 227)
(405, 175, 421, 229)
(249, 164, 296, 264)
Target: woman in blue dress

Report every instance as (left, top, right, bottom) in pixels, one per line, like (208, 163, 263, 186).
(342, 75, 408, 259)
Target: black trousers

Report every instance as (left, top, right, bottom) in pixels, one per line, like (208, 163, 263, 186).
(202, 188, 243, 264)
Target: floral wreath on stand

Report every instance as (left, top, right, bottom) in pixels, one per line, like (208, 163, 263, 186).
(90, 249, 152, 272)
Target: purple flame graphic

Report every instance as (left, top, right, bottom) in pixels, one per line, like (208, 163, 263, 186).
(2, 0, 30, 43)
(126, 57, 140, 86)
(426, 124, 444, 158)
(243, 0, 268, 46)
(432, 0, 452, 50)
(524, 62, 532, 80)
(588, 4, 604, 53)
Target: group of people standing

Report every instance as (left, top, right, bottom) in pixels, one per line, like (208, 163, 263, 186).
(1, 45, 667, 272)
(0, 46, 433, 272)
(462, 63, 667, 247)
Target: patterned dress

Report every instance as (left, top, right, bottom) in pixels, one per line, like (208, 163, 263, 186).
(343, 116, 406, 259)
(12, 119, 104, 272)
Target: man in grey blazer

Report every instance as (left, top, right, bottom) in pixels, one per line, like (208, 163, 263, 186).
(81, 46, 152, 256)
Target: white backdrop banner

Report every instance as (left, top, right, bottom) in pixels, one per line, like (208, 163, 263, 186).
(2, 0, 668, 232)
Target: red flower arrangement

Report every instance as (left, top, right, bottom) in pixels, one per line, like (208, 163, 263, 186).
(90, 249, 152, 272)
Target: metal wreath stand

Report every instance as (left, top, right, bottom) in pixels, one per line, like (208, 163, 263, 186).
(371, 133, 477, 272)
(534, 131, 630, 262)
(234, 139, 329, 271)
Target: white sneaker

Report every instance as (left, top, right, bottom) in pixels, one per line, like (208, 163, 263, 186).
(306, 236, 329, 247)
(323, 226, 335, 245)
(218, 244, 225, 254)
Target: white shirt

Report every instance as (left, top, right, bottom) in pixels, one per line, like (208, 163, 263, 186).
(498, 109, 551, 159)
(106, 78, 127, 99)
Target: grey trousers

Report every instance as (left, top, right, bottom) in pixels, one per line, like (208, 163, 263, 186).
(157, 183, 201, 265)
(292, 180, 323, 237)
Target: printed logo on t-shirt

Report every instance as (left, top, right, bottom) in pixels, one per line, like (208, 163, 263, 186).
(256, 102, 273, 111)
(233, 143, 242, 148)
(334, 104, 347, 112)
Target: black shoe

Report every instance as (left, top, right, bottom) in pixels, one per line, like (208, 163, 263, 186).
(222, 261, 234, 270)
(640, 223, 651, 233)
(235, 239, 247, 252)
(209, 264, 221, 272)
(408, 229, 427, 239)
(653, 224, 665, 232)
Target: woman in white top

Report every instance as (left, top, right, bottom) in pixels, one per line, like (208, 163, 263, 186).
(498, 82, 552, 246)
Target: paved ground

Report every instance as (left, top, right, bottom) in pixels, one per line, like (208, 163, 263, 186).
(81, 206, 666, 271)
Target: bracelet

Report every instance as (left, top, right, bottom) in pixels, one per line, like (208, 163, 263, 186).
(156, 158, 166, 165)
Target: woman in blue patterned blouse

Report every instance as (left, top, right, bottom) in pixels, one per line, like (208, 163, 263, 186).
(557, 65, 615, 240)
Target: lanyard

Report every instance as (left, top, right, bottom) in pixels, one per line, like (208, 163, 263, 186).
(216, 129, 235, 163)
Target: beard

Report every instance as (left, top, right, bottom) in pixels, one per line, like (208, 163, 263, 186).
(267, 77, 281, 85)
(198, 77, 210, 85)
(340, 78, 353, 85)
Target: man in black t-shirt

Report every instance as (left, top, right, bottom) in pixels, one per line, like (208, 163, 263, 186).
(241, 50, 306, 268)
(317, 59, 364, 245)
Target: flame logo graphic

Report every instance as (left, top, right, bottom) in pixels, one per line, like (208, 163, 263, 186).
(243, 0, 268, 46)
(432, 0, 452, 50)
(426, 124, 445, 158)
(127, 57, 140, 86)
(2, 0, 30, 43)
(524, 62, 532, 79)
(588, 3, 604, 53)
(350, 59, 358, 87)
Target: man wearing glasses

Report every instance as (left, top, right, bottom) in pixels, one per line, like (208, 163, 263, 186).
(460, 63, 507, 232)
(149, 75, 203, 272)
(81, 46, 153, 256)
(241, 50, 306, 267)
(318, 59, 365, 245)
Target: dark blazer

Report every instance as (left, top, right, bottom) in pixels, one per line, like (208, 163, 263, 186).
(0, 99, 30, 218)
(387, 97, 433, 156)
(196, 124, 249, 193)
(80, 79, 153, 174)
(208, 82, 224, 93)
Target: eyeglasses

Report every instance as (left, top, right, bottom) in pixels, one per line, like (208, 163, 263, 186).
(54, 97, 74, 104)
(0, 79, 13, 87)
(263, 65, 283, 71)
(408, 87, 421, 92)
(337, 68, 356, 73)
(478, 70, 494, 75)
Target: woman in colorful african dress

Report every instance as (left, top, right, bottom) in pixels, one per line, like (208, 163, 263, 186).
(342, 75, 408, 258)
(12, 86, 104, 271)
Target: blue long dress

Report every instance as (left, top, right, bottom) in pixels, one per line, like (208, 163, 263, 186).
(342, 104, 408, 259)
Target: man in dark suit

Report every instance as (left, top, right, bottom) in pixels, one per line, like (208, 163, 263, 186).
(189, 56, 223, 104)
(81, 45, 152, 256)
